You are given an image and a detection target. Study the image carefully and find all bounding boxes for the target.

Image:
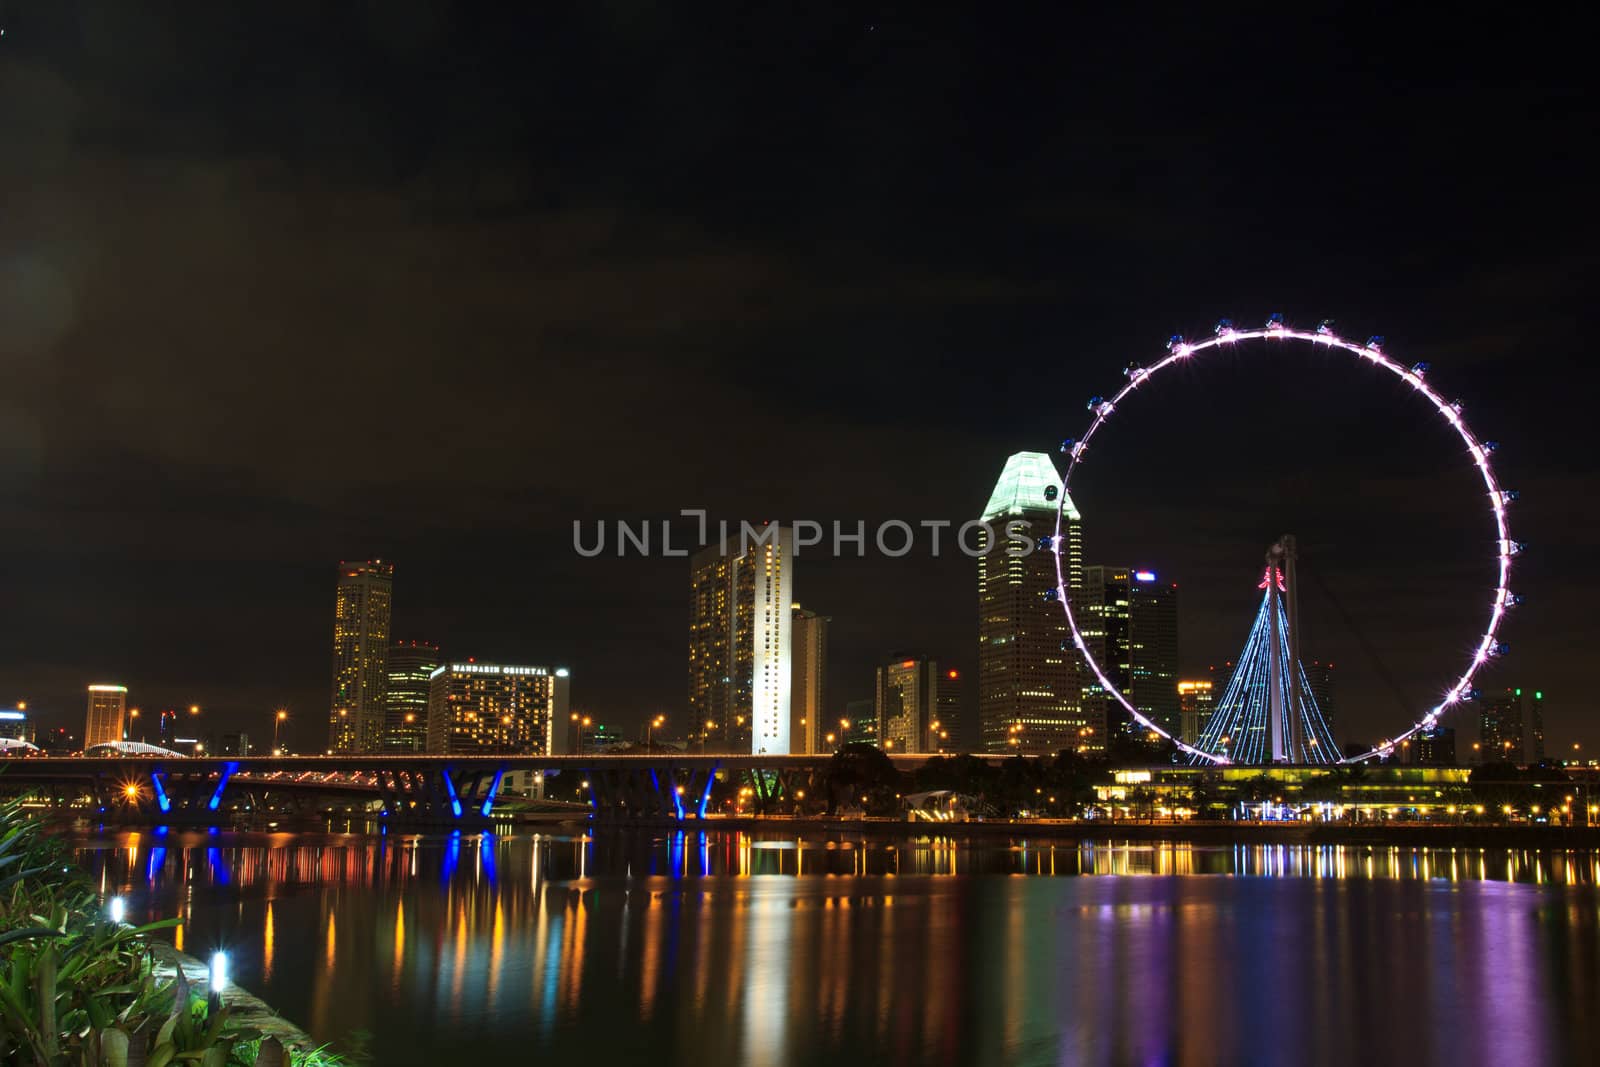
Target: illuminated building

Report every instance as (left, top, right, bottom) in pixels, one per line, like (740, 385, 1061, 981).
(978, 451, 1086, 754)
(1480, 686, 1544, 764)
(328, 560, 394, 753)
(84, 685, 128, 749)
(0, 707, 34, 745)
(1177, 680, 1214, 745)
(687, 524, 794, 754)
(385, 640, 440, 752)
(220, 733, 251, 757)
(1081, 566, 1180, 744)
(425, 661, 571, 756)
(875, 656, 959, 754)
(791, 604, 829, 754)
(1411, 725, 1457, 766)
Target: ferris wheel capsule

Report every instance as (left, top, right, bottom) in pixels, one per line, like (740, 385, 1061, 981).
(1265, 313, 1286, 331)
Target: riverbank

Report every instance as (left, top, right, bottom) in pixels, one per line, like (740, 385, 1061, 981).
(594, 814, 1600, 849)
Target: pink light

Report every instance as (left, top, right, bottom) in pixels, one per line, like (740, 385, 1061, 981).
(1052, 322, 1513, 767)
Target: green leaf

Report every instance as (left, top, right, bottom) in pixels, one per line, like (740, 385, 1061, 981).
(99, 1026, 132, 1067)
(0, 926, 65, 947)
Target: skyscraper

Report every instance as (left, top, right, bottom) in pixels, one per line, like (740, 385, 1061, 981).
(978, 451, 1085, 755)
(1177, 679, 1215, 746)
(687, 524, 794, 754)
(385, 640, 440, 752)
(1080, 566, 1180, 745)
(937, 667, 963, 751)
(1305, 660, 1335, 736)
(791, 604, 829, 754)
(425, 661, 571, 755)
(328, 560, 394, 754)
(874, 656, 960, 754)
(84, 684, 127, 749)
(1480, 686, 1544, 764)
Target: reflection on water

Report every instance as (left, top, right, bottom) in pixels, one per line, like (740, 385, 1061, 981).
(77, 830, 1600, 1066)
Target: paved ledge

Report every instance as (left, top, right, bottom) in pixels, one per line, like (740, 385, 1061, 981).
(151, 943, 317, 1054)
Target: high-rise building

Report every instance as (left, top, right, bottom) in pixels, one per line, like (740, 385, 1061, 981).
(791, 604, 829, 755)
(426, 661, 571, 756)
(1480, 686, 1544, 764)
(385, 640, 440, 752)
(1081, 566, 1180, 745)
(687, 524, 794, 754)
(1412, 725, 1457, 766)
(1177, 680, 1215, 746)
(328, 560, 394, 754)
(84, 685, 127, 749)
(874, 656, 960, 754)
(978, 452, 1085, 755)
(937, 667, 963, 751)
(1305, 660, 1335, 735)
(845, 698, 877, 745)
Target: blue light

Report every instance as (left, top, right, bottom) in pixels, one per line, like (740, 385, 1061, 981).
(207, 762, 238, 812)
(443, 770, 462, 819)
(480, 769, 505, 818)
(1134, 570, 1157, 582)
(150, 771, 171, 814)
(697, 765, 718, 819)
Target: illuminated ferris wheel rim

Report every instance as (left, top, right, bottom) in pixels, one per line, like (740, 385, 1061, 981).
(1051, 319, 1516, 766)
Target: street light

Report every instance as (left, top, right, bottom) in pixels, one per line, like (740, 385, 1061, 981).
(273, 709, 288, 752)
(648, 714, 666, 748)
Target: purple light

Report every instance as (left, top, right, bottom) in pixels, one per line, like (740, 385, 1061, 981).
(1051, 322, 1513, 766)
(1134, 570, 1157, 582)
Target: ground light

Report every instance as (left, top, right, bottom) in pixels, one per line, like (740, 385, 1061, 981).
(208, 950, 228, 1014)
(108, 896, 125, 924)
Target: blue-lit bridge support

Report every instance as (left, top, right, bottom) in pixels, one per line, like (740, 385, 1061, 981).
(0, 752, 878, 827)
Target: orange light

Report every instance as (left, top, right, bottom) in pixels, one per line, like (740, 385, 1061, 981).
(947, 670, 958, 679)
(900, 660, 915, 669)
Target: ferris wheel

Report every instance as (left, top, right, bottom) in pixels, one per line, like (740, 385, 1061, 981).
(1050, 316, 1519, 765)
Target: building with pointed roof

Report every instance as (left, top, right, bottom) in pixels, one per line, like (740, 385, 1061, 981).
(977, 451, 1090, 754)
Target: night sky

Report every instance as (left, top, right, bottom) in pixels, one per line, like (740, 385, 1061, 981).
(0, 4, 1594, 754)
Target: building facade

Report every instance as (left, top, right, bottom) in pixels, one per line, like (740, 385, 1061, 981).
(845, 698, 877, 746)
(1080, 566, 1179, 746)
(84, 685, 127, 749)
(1177, 679, 1215, 746)
(328, 560, 394, 753)
(385, 640, 440, 752)
(0, 708, 34, 746)
(1480, 686, 1545, 764)
(978, 452, 1086, 755)
(687, 524, 794, 754)
(875, 657, 960, 755)
(1411, 725, 1458, 766)
(791, 604, 829, 755)
(425, 661, 571, 756)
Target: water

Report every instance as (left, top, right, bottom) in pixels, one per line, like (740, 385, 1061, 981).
(77, 828, 1600, 1066)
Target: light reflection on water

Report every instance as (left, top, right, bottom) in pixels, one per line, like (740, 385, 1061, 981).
(76, 829, 1600, 1066)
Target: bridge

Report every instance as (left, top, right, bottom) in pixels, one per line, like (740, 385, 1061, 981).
(0, 752, 957, 826)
